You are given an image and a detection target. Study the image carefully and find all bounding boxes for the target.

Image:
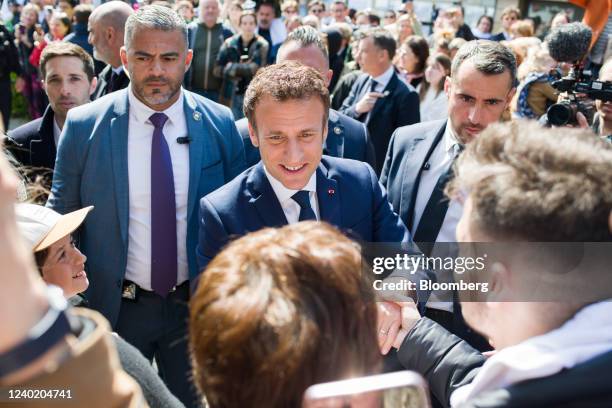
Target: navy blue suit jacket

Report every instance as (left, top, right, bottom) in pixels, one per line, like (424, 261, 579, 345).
(339, 70, 420, 174)
(6, 105, 56, 172)
(47, 88, 246, 325)
(196, 156, 409, 273)
(235, 109, 376, 169)
(380, 119, 447, 233)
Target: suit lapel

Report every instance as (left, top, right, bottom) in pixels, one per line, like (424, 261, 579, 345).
(29, 107, 57, 168)
(184, 92, 206, 221)
(401, 122, 446, 231)
(247, 162, 289, 227)
(109, 90, 130, 245)
(324, 110, 345, 158)
(316, 162, 341, 227)
(366, 71, 398, 127)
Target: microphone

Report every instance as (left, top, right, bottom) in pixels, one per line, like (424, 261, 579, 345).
(422, 163, 430, 170)
(545, 22, 592, 63)
(176, 136, 191, 144)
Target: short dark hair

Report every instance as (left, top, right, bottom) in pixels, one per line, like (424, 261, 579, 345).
(40, 42, 95, 82)
(363, 27, 396, 60)
(238, 10, 256, 25)
(73, 4, 92, 25)
(244, 61, 330, 133)
(190, 222, 380, 407)
(451, 40, 517, 88)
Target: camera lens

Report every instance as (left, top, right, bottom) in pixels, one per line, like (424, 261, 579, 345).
(547, 103, 572, 126)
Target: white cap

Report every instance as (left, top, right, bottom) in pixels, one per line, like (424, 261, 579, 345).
(15, 204, 94, 252)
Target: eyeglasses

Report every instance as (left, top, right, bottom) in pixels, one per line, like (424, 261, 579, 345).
(311, 8, 323, 13)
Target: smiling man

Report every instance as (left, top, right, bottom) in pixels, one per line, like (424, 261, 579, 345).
(6, 42, 96, 187)
(380, 40, 516, 351)
(196, 61, 410, 273)
(47, 6, 245, 407)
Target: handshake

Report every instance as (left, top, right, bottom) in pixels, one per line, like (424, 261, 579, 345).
(376, 300, 421, 355)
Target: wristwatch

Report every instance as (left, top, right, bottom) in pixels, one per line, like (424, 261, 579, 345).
(0, 285, 71, 378)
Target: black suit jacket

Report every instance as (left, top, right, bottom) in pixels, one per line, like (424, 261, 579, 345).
(6, 105, 57, 182)
(93, 65, 130, 100)
(235, 108, 376, 169)
(339, 70, 420, 174)
(380, 119, 447, 233)
(398, 317, 612, 408)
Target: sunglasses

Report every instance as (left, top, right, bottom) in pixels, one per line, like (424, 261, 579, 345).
(311, 8, 323, 13)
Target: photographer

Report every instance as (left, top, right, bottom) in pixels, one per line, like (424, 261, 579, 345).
(593, 58, 612, 141)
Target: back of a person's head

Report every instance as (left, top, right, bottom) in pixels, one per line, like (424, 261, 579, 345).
(189, 222, 380, 408)
(449, 120, 612, 242)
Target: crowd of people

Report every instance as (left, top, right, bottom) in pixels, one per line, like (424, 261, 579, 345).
(1, 0, 612, 407)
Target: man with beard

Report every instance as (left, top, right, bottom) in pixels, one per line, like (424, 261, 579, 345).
(47, 6, 245, 407)
(380, 40, 516, 352)
(6, 42, 97, 188)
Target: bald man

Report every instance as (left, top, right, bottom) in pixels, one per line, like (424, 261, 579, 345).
(88, 0, 134, 100)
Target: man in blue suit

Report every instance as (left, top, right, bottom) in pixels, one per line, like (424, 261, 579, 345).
(47, 6, 245, 407)
(235, 26, 376, 169)
(339, 28, 420, 175)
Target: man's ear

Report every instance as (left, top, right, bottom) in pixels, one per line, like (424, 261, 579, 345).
(247, 120, 259, 147)
(322, 120, 328, 142)
(505, 87, 517, 109)
(106, 26, 114, 43)
(88, 76, 98, 97)
(184, 48, 194, 72)
(325, 69, 333, 88)
(444, 76, 451, 98)
(119, 46, 129, 73)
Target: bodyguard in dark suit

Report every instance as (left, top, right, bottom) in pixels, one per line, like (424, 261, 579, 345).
(380, 41, 517, 352)
(197, 61, 408, 272)
(87, 1, 133, 99)
(6, 42, 98, 187)
(235, 26, 375, 168)
(340, 28, 420, 174)
(48, 7, 245, 407)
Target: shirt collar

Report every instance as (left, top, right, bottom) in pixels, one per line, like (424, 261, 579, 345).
(112, 65, 124, 75)
(372, 65, 395, 90)
(127, 85, 184, 126)
(263, 165, 317, 205)
(443, 121, 462, 156)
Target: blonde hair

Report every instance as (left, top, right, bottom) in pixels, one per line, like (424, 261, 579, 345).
(517, 45, 554, 81)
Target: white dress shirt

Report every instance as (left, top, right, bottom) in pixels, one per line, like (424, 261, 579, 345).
(125, 86, 190, 290)
(371, 65, 395, 93)
(419, 86, 449, 122)
(263, 166, 319, 224)
(53, 117, 61, 147)
(412, 123, 463, 312)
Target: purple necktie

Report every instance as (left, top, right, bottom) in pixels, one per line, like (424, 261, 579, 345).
(149, 112, 177, 297)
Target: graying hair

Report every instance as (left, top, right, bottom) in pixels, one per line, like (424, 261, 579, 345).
(124, 5, 188, 50)
(280, 25, 329, 61)
(451, 40, 517, 88)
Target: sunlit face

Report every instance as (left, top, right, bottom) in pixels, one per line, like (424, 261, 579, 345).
(282, 6, 298, 19)
(308, 4, 324, 18)
(200, 0, 220, 26)
(49, 16, 70, 39)
(330, 3, 346, 22)
(445, 60, 515, 144)
(177, 4, 194, 22)
(57, 1, 74, 19)
(249, 96, 327, 190)
(477, 17, 491, 33)
(356, 37, 386, 76)
(257, 5, 275, 29)
(229, 4, 243, 26)
(425, 60, 446, 86)
(20, 9, 38, 28)
(239, 14, 257, 36)
(398, 45, 418, 73)
(398, 17, 413, 38)
(383, 12, 396, 26)
(43, 56, 96, 120)
(596, 64, 612, 125)
(121, 28, 193, 110)
(88, 17, 110, 63)
(501, 12, 518, 31)
(40, 234, 88, 299)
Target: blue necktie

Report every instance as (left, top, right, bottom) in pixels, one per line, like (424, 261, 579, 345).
(291, 190, 317, 222)
(149, 112, 177, 296)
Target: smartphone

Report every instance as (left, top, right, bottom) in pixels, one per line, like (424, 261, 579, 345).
(302, 371, 431, 408)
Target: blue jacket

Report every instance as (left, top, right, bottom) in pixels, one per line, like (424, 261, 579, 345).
(47, 88, 246, 325)
(196, 156, 409, 273)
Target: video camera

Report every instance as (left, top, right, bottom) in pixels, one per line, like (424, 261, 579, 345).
(545, 23, 612, 126)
